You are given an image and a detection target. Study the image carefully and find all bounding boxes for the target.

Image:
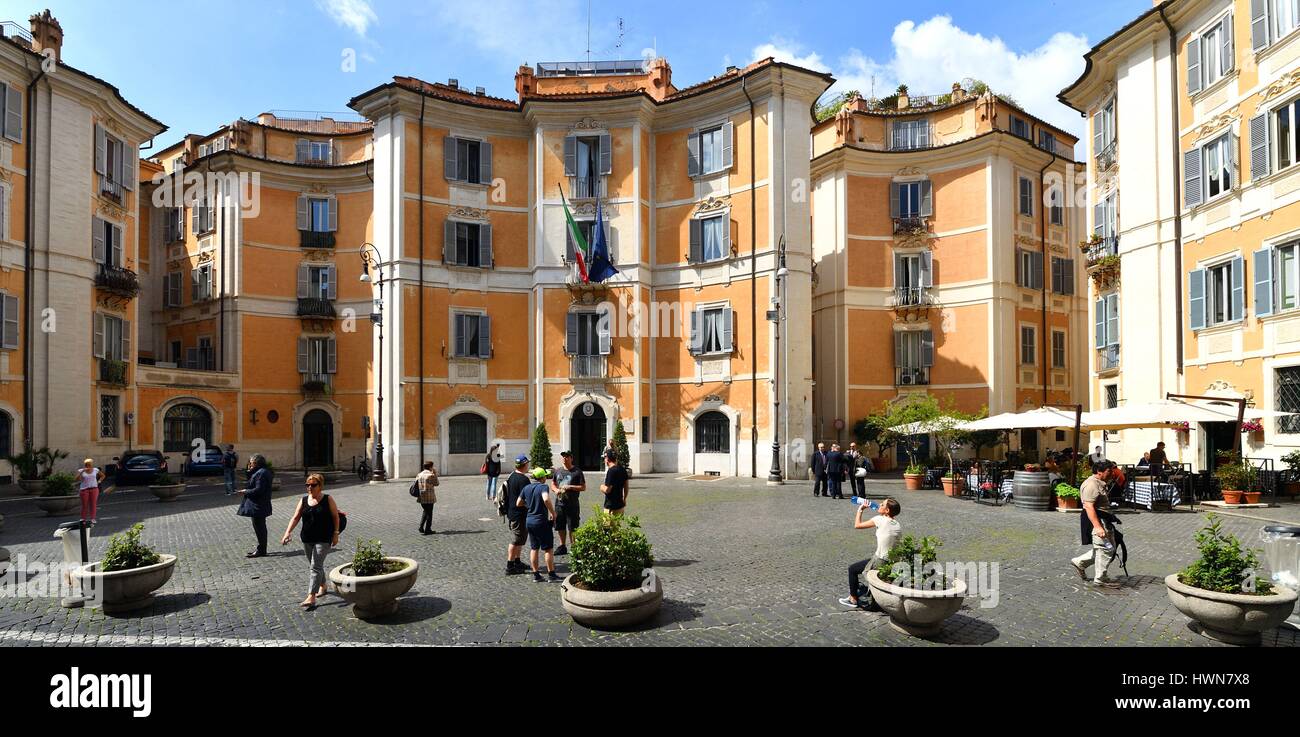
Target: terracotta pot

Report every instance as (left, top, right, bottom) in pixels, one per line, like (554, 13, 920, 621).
(1057, 496, 1080, 510)
(903, 473, 924, 491)
(1243, 491, 1262, 505)
(1221, 490, 1244, 505)
(941, 477, 963, 497)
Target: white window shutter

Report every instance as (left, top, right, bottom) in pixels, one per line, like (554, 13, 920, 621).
(327, 265, 337, 300)
(598, 314, 611, 356)
(111, 224, 123, 267)
(444, 219, 455, 264)
(297, 337, 309, 373)
(121, 319, 130, 361)
(721, 121, 735, 171)
(1184, 148, 1203, 208)
(1221, 14, 1235, 75)
(327, 197, 338, 232)
(91, 218, 106, 264)
(563, 135, 577, 178)
(689, 310, 701, 354)
(4, 84, 21, 142)
(1187, 36, 1203, 95)
(444, 136, 459, 181)
(722, 309, 735, 353)
(921, 330, 935, 367)
(889, 182, 901, 218)
(296, 195, 309, 231)
(297, 264, 309, 299)
(720, 214, 732, 257)
(1094, 299, 1106, 349)
(0, 185, 7, 241)
(1106, 295, 1120, 347)
(1250, 112, 1270, 181)
(122, 146, 135, 191)
(478, 315, 491, 359)
(920, 251, 933, 288)
(1253, 0, 1271, 52)
(688, 218, 703, 263)
(686, 132, 701, 177)
(1231, 256, 1246, 321)
(1255, 247, 1274, 317)
(2, 294, 17, 349)
(479, 141, 493, 183)
(598, 133, 612, 176)
(327, 337, 338, 374)
(93, 313, 105, 358)
(94, 124, 107, 176)
(1189, 269, 1207, 330)
(565, 313, 578, 355)
(920, 180, 933, 217)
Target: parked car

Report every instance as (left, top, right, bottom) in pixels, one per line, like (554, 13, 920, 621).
(113, 451, 169, 486)
(184, 447, 225, 477)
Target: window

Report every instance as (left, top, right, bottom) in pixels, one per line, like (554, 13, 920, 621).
(1049, 187, 1064, 225)
(92, 218, 124, 268)
(565, 311, 610, 356)
(297, 264, 336, 301)
(0, 411, 10, 459)
(687, 123, 733, 177)
(1009, 114, 1031, 140)
(192, 194, 214, 235)
(1105, 384, 1119, 409)
(890, 180, 933, 220)
(169, 341, 182, 365)
(1278, 366, 1300, 433)
(309, 198, 331, 232)
(688, 214, 729, 264)
(0, 83, 21, 142)
(689, 306, 733, 356)
(99, 395, 120, 439)
(95, 125, 133, 198)
(1038, 130, 1058, 154)
(891, 119, 931, 151)
(1051, 257, 1076, 295)
(1275, 242, 1299, 312)
(164, 208, 184, 243)
(1052, 330, 1067, 369)
(444, 220, 492, 268)
(165, 272, 183, 306)
(1093, 192, 1118, 253)
(296, 195, 337, 234)
(0, 293, 17, 350)
(1277, 0, 1300, 40)
(452, 313, 491, 358)
(296, 336, 337, 380)
(1095, 292, 1120, 370)
(93, 313, 129, 362)
(296, 138, 336, 165)
(1018, 177, 1034, 216)
(448, 413, 488, 454)
(444, 136, 493, 185)
(1094, 98, 1116, 156)
(1189, 14, 1234, 94)
(568, 135, 606, 197)
(1016, 249, 1044, 289)
(192, 264, 214, 302)
(1020, 325, 1037, 365)
(187, 338, 215, 371)
(1205, 134, 1233, 202)
(893, 330, 934, 385)
(163, 404, 212, 452)
(695, 411, 731, 454)
(1191, 258, 1244, 328)
(894, 251, 933, 303)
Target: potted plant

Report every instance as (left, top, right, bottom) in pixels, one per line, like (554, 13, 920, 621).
(327, 539, 418, 619)
(1054, 482, 1081, 510)
(902, 464, 925, 491)
(72, 523, 177, 614)
(1214, 454, 1255, 505)
(34, 472, 79, 516)
(941, 472, 964, 497)
(1165, 515, 1298, 645)
(865, 534, 967, 638)
(560, 511, 661, 630)
(148, 472, 185, 502)
(1282, 450, 1300, 497)
(8, 447, 69, 494)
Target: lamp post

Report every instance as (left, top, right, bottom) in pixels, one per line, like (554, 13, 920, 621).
(768, 237, 788, 484)
(359, 243, 388, 483)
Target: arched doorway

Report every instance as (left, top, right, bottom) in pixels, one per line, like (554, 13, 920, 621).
(303, 409, 334, 469)
(448, 412, 488, 455)
(570, 401, 607, 471)
(164, 404, 212, 453)
(695, 411, 731, 454)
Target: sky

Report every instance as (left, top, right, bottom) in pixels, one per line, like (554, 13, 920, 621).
(0, 0, 1150, 149)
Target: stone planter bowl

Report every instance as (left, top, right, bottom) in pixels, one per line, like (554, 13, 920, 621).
(866, 569, 968, 638)
(0, 512, 6, 533)
(0, 546, 9, 577)
(328, 557, 419, 619)
(1165, 574, 1298, 645)
(35, 495, 80, 517)
(73, 554, 177, 614)
(149, 484, 185, 502)
(560, 573, 663, 629)
(18, 479, 46, 495)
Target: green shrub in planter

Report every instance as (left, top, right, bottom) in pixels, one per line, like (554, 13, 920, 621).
(41, 472, 76, 498)
(350, 539, 406, 577)
(153, 473, 178, 486)
(877, 533, 943, 588)
(905, 464, 925, 475)
(102, 524, 161, 573)
(1213, 453, 1255, 492)
(1178, 515, 1273, 596)
(1054, 483, 1081, 500)
(569, 510, 654, 591)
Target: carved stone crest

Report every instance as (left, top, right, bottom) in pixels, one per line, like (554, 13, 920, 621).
(696, 196, 731, 215)
(455, 394, 480, 405)
(1192, 107, 1239, 141)
(452, 206, 487, 221)
(1262, 70, 1300, 102)
(572, 117, 605, 131)
(896, 166, 925, 177)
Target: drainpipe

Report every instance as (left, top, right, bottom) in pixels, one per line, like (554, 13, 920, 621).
(1159, 5, 1185, 377)
(417, 96, 427, 465)
(1039, 147, 1060, 406)
(742, 76, 757, 478)
(23, 66, 47, 452)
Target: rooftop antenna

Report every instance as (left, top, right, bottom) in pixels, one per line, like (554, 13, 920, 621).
(586, 0, 592, 63)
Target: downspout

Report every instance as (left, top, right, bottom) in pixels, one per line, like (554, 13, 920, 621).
(23, 66, 47, 452)
(742, 76, 757, 478)
(1039, 146, 1060, 405)
(1160, 5, 1185, 377)
(418, 94, 427, 464)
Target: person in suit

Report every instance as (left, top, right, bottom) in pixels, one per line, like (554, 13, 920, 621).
(827, 444, 847, 499)
(235, 454, 274, 558)
(811, 443, 829, 497)
(845, 442, 869, 497)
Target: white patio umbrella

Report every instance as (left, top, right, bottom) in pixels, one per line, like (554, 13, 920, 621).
(1078, 400, 1249, 431)
(887, 416, 962, 435)
(1187, 401, 1296, 421)
(959, 407, 1089, 432)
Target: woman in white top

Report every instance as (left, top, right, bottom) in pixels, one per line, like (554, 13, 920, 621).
(75, 458, 107, 524)
(840, 497, 902, 611)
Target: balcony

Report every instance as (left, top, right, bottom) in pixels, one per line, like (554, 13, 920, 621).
(99, 175, 124, 203)
(1084, 237, 1120, 289)
(99, 358, 128, 387)
(569, 354, 608, 381)
(301, 374, 333, 397)
(889, 286, 936, 324)
(1084, 236, 1119, 264)
(892, 217, 931, 235)
(569, 175, 606, 200)
(564, 261, 611, 290)
(94, 263, 140, 299)
(1095, 140, 1117, 172)
(297, 298, 337, 319)
(1098, 345, 1120, 373)
(896, 366, 931, 387)
(300, 230, 336, 249)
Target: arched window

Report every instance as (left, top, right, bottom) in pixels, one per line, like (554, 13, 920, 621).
(0, 411, 11, 458)
(695, 411, 730, 454)
(164, 404, 213, 453)
(448, 413, 487, 455)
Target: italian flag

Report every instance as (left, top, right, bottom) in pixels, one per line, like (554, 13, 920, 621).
(560, 186, 590, 283)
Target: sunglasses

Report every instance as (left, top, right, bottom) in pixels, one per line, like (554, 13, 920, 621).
(306, 482, 321, 488)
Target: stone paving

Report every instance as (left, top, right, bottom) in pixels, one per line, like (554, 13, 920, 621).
(0, 472, 1297, 647)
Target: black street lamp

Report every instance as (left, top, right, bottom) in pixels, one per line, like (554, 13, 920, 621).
(359, 243, 388, 483)
(768, 237, 788, 485)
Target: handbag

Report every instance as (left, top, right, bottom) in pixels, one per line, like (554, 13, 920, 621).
(479, 462, 489, 475)
(337, 511, 348, 534)
(409, 480, 420, 498)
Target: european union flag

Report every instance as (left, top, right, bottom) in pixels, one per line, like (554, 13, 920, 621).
(586, 199, 620, 284)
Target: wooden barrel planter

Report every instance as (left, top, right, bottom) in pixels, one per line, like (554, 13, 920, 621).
(1013, 471, 1053, 511)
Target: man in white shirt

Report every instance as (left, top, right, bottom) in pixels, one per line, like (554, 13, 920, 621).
(840, 498, 902, 611)
(1088, 446, 1107, 467)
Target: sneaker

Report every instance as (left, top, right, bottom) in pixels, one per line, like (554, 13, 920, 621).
(1090, 579, 1121, 589)
(548, 572, 561, 581)
(533, 572, 544, 582)
(555, 545, 568, 556)
(1070, 561, 1088, 580)
(838, 596, 862, 609)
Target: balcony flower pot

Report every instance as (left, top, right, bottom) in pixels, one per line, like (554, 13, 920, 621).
(561, 573, 663, 629)
(940, 476, 964, 497)
(866, 569, 968, 638)
(903, 474, 924, 491)
(1165, 574, 1298, 645)
(74, 554, 177, 614)
(328, 557, 419, 620)
(148, 484, 185, 502)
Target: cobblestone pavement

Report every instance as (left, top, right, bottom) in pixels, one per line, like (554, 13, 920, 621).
(1, 473, 1297, 647)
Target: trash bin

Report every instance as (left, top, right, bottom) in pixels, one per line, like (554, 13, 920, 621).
(1262, 525, 1300, 630)
(53, 520, 93, 608)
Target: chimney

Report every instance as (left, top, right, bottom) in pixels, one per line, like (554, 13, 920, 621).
(951, 82, 965, 103)
(515, 64, 536, 99)
(644, 57, 673, 100)
(29, 9, 63, 63)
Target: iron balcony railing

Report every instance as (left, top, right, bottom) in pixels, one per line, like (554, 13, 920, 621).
(896, 366, 931, 386)
(301, 373, 333, 396)
(1086, 236, 1119, 264)
(297, 298, 337, 318)
(892, 286, 934, 307)
(569, 175, 606, 199)
(569, 354, 608, 380)
(1099, 345, 1120, 372)
(892, 217, 930, 235)
(1096, 140, 1117, 171)
(300, 230, 336, 249)
(537, 60, 646, 77)
(99, 358, 128, 386)
(99, 175, 124, 202)
(94, 263, 141, 299)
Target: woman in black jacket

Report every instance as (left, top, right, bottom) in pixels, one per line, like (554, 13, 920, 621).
(236, 454, 275, 558)
(484, 444, 502, 502)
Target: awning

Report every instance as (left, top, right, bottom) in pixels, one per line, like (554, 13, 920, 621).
(1078, 400, 1250, 431)
(958, 407, 1088, 432)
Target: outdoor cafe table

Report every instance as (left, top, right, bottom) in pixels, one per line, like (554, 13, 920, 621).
(1129, 480, 1181, 510)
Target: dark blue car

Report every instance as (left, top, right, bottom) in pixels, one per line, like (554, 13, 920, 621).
(114, 451, 169, 486)
(184, 448, 225, 477)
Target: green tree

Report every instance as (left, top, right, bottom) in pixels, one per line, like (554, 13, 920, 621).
(815, 89, 861, 122)
(529, 423, 553, 471)
(611, 419, 631, 469)
(877, 395, 944, 472)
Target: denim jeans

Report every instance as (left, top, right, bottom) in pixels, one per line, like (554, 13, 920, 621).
(304, 542, 330, 594)
(486, 476, 499, 500)
(224, 468, 236, 494)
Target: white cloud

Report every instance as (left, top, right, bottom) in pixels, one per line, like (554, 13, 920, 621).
(757, 16, 1090, 138)
(430, 0, 592, 69)
(751, 37, 831, 74)
(317, 0, 378, 38)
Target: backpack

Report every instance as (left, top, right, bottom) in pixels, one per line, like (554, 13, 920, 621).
(495, 477, 513, 517)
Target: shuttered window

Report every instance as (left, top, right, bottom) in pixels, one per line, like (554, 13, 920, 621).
(686, 123, 733, 177)
(1189, 13, 1234, 94)
(1020, 326, 1037, 366)
(1052, 330, 1067, 369)
(444, 136, 493, 185)
(0, 293, 17, 350)
(890, 119, 930, 151)
(1051, 257, 1076, 295)
(165, 272, 183, 307)
(297, 336, 337, 379)
(564, 311, 610, 357)
(1, 83, 21, 142)
(1049, 187, 1064, 225)
(452, 313, 491, 358)
(1015, 249, 1044, 290)
(1018, 177, 1034, 216)
(1200, 259, 1244, 327)
(93, 313, 129, 362)
(689, 306, 734, 356)
(890, 180, 933, 220)
(443, 220, 492, 268)
(191, 264, 214, 302)
(92, 218, 124, 268)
